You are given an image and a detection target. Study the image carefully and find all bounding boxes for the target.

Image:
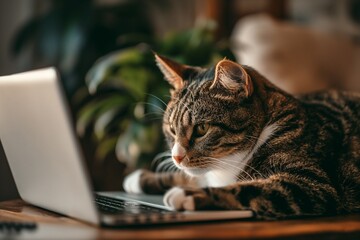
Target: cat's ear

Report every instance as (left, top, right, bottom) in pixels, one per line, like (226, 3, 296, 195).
(210, 59, 253, 97)
(154, 53, 186, 90)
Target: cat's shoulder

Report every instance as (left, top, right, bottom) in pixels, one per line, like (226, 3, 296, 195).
(294, 90, 360, 128)
(296, 90, 360, 107)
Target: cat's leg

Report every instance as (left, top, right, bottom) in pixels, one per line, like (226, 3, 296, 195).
(164, 173, 340, 219)
(123, 169, 199, 195)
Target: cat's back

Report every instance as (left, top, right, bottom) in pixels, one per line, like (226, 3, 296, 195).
(298, 90, 360, 212)
(298, 90, 359, 161)
(299, 91, 360, 163)
(299, 90, 360, 124)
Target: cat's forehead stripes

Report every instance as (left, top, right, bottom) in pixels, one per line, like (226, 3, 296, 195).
(169, 101, 193, 138)
(170, 106, 194, 140)
(184, 110, 193, 126)
(171, 86, 195, 124)
(169, 106, 177, 124)
(169, 84, 211, 137)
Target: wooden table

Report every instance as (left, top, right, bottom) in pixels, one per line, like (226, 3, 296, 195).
(1, 199, 360, 239)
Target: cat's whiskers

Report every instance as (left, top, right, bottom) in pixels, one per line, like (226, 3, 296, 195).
(203, 157, 254, 181)
(238, 161, 266, 179)
(212, 155, 265, 179)
(212, 164, 247, 183)
(140, 102, 166, 114)
(141, 113, 163, 118)
(229, 152, 266, 178)
(209, 162, 247, 182)
(198, 160, 248, 183)
(243, 129, 282, 174)
(202, 157, 254, 180)
(206, 164, 237, 183)
(141, 113, 164, 122)
(145, 93, 168, 108)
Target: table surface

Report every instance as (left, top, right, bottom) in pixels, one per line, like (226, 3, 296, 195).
(1, 199, 360, 239)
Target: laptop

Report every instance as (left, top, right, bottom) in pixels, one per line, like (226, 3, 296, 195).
(0, 68, 253, 226)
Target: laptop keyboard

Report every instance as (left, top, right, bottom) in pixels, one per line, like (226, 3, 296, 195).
(94, 194, 170, 215)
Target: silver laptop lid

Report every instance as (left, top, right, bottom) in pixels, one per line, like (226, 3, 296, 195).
(0, 68, 99, 225)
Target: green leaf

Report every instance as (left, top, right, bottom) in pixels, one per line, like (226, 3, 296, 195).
(76, 94, 131, 136)
(94, 108, 119, 140)
(144, 94, 167, 119)
(86, 47, 149, 93)
(136, 122, 161, 153)
(94, 136, 118, 161)
(116, 66, 151, 100)
(115, 122, 140, 168)
(115, 121, 162, 168)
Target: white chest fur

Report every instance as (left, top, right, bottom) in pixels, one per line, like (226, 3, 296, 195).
(203, 124, 278, 187)
(204, 169, 239, 187)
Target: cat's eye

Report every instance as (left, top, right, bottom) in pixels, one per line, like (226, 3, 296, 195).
(194, 123, 210, 137)
(169, 124, 176, 135)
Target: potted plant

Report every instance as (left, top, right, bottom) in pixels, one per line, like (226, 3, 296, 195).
(75, 20, 235, 190)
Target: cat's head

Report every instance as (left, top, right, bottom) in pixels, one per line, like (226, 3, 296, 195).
(155, 54, 267, 177)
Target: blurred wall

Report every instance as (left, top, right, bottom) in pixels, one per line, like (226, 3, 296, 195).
(0, 0, 33, 75)
(0, 0, 33, 201)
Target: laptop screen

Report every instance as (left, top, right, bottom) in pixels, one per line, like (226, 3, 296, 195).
(0, 68, 99, 224)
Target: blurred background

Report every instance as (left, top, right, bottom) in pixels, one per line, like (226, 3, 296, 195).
(1, 0, 360, 201)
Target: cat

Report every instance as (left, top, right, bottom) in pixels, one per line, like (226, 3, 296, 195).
(123, 53, 360, 219)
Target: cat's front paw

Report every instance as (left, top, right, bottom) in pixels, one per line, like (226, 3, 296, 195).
(163, 187, 195, 211)
(123, 169, 144, 194)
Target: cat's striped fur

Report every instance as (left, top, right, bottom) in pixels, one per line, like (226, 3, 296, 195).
(123, 55, 360, 219)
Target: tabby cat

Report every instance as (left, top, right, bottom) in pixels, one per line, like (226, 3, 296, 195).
(123, 54, 360, 219)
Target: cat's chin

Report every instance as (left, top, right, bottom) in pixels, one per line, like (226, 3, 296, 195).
(183, 167, 209, 177)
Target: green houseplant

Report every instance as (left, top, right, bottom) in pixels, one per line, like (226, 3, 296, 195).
(76, 20, 235, 190)
(11, 0, 154, 97)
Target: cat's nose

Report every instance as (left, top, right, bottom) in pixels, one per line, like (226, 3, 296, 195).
(172, 142, 186, 164)
(173, 155, 185, 164)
